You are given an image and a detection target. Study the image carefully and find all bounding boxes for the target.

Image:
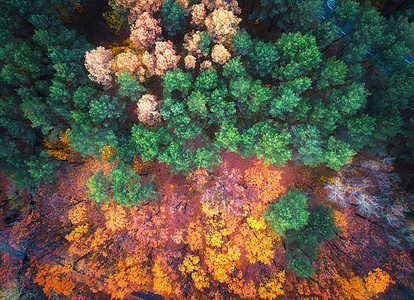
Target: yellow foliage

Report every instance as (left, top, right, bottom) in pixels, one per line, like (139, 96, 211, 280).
(153, 260, 172, 295)
(207, 231, 223, 248)
(65, 224, 89, 242)
(247, 216, 267, 230)
(337, 276, 367, 300)
(99, 145, 117, 163)
(204, 245, 240, 283)
(258, 271, 286, 299)
(44, 129, 73, 161)
(179, 255, 209, 290)
(103, 9, 122, 33)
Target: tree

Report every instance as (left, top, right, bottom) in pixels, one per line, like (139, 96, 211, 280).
(131, 124, 171, 161)
(205, 9, 241, 44)
(258, 271, 286, 300)
(317, 57, 347, 90)
(241, 122, 292, 166)
(197, 32, 212, 55)
(144, 41, 180, 75)
(222, 56, 248, 80)
(136, 94, 162, 126)
(215, 121, 242, 152)
(130, 12, 162, 49)
(84, 47, 114, 88)
(322, 137, 356, 171)
(231, 29, 253, 56)
(247, 80, 272, 113)
(162, 68, 193, 98)
(211, 44, 231, 65)
(276, 32, 321, 80)
(116, 72, 145, 101)
(88, 94, 125, 123)
(187, 90, 209, 117)
(265, 189, 310, 235)
(161, 0, 187, 37)
(290, 124, 323, 166)
(285, 205, 338, 277)
(193, 69, 218, 92)
(87, 170, 111, 204)
(269, 88, 302, 119)
(248, 40, 279, 78)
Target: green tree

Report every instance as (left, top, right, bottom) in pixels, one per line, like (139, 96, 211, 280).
(117, 72, 145, 101)
(322, 137, 356, 170)
(276, 32, 321, 80)
(187, 90, 209, 117)
(265, 189, 310, 235)
(231, 29, 253, 56)
(247, 80, 272, 113)
(197, 32, 211, 55)
(291, 125, 323, 166)
(161, 0, 187, 37)
(285, 205, 338, 277)
(215, 122, 242, 153)
(222, 56, 248, 80)
(131, 124, 171, 161)
(162, 69, 193, 98)
(87, 170, 111, 204)
(248, 40, 279, 78)
(193, 69, 218, 92)
(317, 57, 347, 90)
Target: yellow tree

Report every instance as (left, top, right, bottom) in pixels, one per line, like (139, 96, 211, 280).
(258, 271, 286, 299)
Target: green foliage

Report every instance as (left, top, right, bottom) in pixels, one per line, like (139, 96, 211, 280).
(187, 91, 208, 117)
(27, 151, 60, 185)
(317, 57, 347, 90)
(198, 32, 211, 55)
(247, 80, 272, 112)
(88, 94, 125, 123)
(229, 76, 252, 103)
(270, 88, 302, 119)
(265, 189, 309, 235)
(329, 83, 369, 115)
(215, 122, 242, 153)
(241, 122, 291, 166)
(158, 140, 195, 172)
(131, 124, 171, 161)
(291, 125, 323, 166)
(323, 137, 356, 170)
(87, 170, 111, 204)
(248, 40, 279, 77)
(194, 143, 222, 170)
(285, 205, 338, 277)
(277, 32, 321, 80)
(117, 72, 145, 101)
(161, 0, 187, 37)
(193, 69, 218, 91)
(110, 161, 158, 205)
(162, 69, 192, 98)
(232, 29, 253, 56)
(222, 56, 248, 80)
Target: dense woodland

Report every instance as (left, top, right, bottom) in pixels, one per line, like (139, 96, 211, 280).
(0, 0, 414, 299)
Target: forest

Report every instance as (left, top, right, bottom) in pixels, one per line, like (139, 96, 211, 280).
(0, 0, 413, 299)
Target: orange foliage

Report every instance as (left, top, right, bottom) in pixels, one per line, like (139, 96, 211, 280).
(336, 268, 392, 300)
(44, 129, 73, 161)
(245, 160, 285, 205)
(34, 261, 76, 298)
(179, 254, 210, 290)
(102, 203, 127, 232)
(133, 154, 151, 175)
(186, 220, 205, 251)
(68, 202, 89, 225)
(229, 271, 257, 299)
